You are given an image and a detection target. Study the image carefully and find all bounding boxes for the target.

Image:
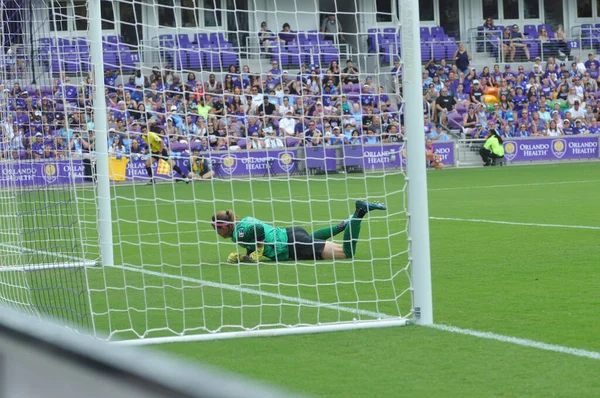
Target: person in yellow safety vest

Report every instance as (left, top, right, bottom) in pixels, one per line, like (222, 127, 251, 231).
(480, 128, 505, 166)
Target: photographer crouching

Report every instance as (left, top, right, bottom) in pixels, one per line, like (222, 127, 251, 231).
(479, 129, 505, 166)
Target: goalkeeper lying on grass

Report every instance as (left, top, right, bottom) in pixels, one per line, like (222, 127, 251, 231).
(211, 200, 386, 263)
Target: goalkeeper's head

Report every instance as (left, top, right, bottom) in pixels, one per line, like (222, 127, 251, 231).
(211, 210, 237, 238)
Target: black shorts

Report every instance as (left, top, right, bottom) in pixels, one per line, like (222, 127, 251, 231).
(286, 227, 326, 261)
(151, 148, 169, 160)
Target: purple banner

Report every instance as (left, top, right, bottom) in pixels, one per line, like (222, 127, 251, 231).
(305, 147, 337, 171)
(0, 160, 86, 187)
(432, 141, 455, 165)
(0, 143, 457, 187)
(208, 149, 299, 176)
(503, 136, 599, 162)
(343, 142, 455, 169)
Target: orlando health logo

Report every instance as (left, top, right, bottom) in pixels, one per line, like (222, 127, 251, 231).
(277, 152, 295, 173)
(43, 163, 59, 183)
(551, 139, 567, 159)
(503, 141, 518, 161)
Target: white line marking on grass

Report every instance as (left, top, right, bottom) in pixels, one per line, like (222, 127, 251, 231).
(111, 264, 391, 320)
(428, 179, 600, 192)
(430, 217, 600, 230)
(431, 324, 600, 361)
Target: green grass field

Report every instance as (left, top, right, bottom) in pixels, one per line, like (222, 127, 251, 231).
(3, 162, 600, 396)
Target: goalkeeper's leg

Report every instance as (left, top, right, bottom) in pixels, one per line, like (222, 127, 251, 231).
(311, 199, 385, 241)
(320, 200, 386, 260)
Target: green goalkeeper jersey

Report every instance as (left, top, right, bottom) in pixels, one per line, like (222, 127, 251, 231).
(232, 217, 290, 261)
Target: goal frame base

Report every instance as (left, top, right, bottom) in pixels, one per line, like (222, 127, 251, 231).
(114, 318, 410, 346)
(0, 261, 98, 272)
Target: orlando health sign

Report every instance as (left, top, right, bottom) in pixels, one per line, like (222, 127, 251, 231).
(503, 136, 599, 162)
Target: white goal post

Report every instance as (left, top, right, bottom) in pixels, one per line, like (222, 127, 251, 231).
(0, 0, 432, 343)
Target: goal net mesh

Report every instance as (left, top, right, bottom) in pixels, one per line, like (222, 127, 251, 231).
(0, 0, 422, 341)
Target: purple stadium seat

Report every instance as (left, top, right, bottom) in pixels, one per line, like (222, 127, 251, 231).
(177, 34, 192, 48)
(204, 48, 222, 69)
(447, 112, 464, 130)
(432, 43, 445, 61)
(421, 43, 431, 62)
(430, 26, 446, 39)
(194, 33, 210, 45)
(368, 28, 378, 53)
(420, 27, 430, 38)
(524, 24, 538, 38)
(446, 42, 458, 59)
(221, 50, 238, 69)
(287, 45, 302, 66)
(187, 50, 202, 69)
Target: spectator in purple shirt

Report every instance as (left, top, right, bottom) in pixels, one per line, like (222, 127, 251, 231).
(104, 68, 120, 92)
(124, 76, 137, 92)
(573, 119, 588, 134)
(15, 106, 29, 127)
(31, 132, 44, 159)
(278, 23, 296, 45)
(584, 53, 600, 70)
(589, 118, 600, 134)
(512, 86, 527, 112)
(561, 119, 574, 135)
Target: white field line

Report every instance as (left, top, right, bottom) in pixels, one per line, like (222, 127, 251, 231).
(430, 217, 600, 231)
(430, 324, 600, 361)
(110, 264, 391, 320)
(3, 236, 599, 361)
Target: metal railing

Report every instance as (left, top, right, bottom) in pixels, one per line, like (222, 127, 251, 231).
(467, 27, 584, 63)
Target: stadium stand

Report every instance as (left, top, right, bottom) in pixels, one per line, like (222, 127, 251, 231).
(0, 18, 598, 168)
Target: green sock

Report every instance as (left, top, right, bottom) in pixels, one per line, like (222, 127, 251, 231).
(311, 221, 347, 241)
(342, 217, 363, 258)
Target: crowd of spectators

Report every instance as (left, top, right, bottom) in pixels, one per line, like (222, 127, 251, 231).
(423, 46, 600, 139)
(3, 20, 599, 163)
(0, 54, 406, 161)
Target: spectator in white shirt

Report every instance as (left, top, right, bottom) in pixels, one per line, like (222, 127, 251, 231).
(278, 96, 295, 116)
(568, 100, 586, 121)
(264, 128, 284, 148)
(250, 85, 264, 111)
(279, 110, 296, 137)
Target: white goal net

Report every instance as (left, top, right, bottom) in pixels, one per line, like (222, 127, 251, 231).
(0, 0, 433, 342)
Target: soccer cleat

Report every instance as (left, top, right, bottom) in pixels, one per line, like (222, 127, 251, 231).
(355, 199, 387, 213)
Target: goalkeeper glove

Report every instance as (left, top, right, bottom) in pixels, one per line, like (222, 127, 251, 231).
(248, 247, 264, 262)
(227, 252, 240, 263)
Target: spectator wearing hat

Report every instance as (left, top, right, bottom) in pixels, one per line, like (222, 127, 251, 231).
(561, 119, 574, 134)
(258, 21, 277, 53)
(31, 132, 45, 159)
(258, 95, 276, 117)
(573, 119, 588, 135)
(471, 122, 487, 139)
(428, 124, 449, 141)
(328, 126, 346, 145)
(469, 80, 484, 104)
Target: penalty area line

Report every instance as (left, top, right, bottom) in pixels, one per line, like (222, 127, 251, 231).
(430, 217, 600, 230)
(430, 324, 600, 361)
